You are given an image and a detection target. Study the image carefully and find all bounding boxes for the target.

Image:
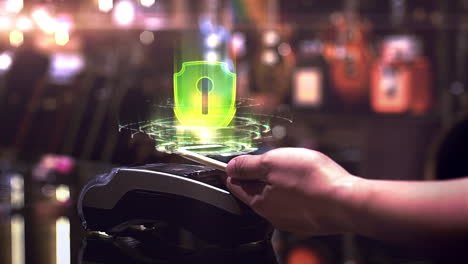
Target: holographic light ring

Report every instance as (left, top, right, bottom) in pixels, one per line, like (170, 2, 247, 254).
(120, 114, 271, 156)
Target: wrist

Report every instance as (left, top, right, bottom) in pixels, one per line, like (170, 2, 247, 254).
(332, 175, 373, 234)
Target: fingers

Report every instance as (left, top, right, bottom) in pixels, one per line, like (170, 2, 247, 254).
(226, 154, 269, 181)
(224, 154, 270, 208)
(225, 178, 266, 205)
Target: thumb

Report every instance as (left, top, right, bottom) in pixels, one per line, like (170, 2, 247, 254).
(226, 154, 268, 181)
(225, 177, 267, 206)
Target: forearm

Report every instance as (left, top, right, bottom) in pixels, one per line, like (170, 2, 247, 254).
(342, 177, 468, 243)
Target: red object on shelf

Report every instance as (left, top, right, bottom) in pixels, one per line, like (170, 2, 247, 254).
(371, 61, 411, 113)
(326, 45, 372, 104)
(322, 12, 373, 105)
(371, 36, 432, 114)
(410, 57, 432, 114)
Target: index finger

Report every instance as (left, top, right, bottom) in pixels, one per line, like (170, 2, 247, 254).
(226, 154, 269, 181)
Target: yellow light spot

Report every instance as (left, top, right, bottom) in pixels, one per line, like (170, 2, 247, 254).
(55, 185, 70, 203)
(9, 30, 23, 47)
(56, 217, 70, 264)
(198, 129, 213, 144)
(11, 215, 25, 264)
(55, 29, 69, 46)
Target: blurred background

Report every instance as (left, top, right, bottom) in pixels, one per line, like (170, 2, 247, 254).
(0, 0, 468, 263)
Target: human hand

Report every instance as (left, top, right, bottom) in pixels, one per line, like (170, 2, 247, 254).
(225, 148, 363, 236)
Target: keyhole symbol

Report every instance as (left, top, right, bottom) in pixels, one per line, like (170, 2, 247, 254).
(197, 77, 213, 115)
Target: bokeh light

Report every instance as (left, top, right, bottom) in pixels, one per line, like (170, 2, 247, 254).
(278, 42, 291, 56)
(272, 125, 287, 139)
(205, 51, 219, 62)
(98, 0, 113, 12)
(0, 52, 13, 71)
(15, 16, 33, 31)
(9, 30, 24, 47)
(113, 1, 136, 26)
(50, 53, 85, 83)
(55, 29, 70, 46)
(56, 217, 70, 264)
(263, 30, 280, 47)
(231, 32, 246, 56)
(55, 185, 70, 203)
(10, 174, 24, 209)
(139, 30, 154, 45)
(0, 16, 11, 30)
(205, 33, 221, 48)
(261, 50, 278, 65)
(32, 9, 58, 34)
(31, 8, 48, 21)
(140, 0, 155, 7)
(5, 0, 23, 13)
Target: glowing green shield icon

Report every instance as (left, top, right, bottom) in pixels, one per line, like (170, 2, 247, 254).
(174, 61, 236, 127)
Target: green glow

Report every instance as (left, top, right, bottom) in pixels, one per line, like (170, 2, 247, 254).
(119, 99, 276, 156)
(151, 115, 268, 155)
(174, 61, 236, 128)
(122, 114, 270, 155)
